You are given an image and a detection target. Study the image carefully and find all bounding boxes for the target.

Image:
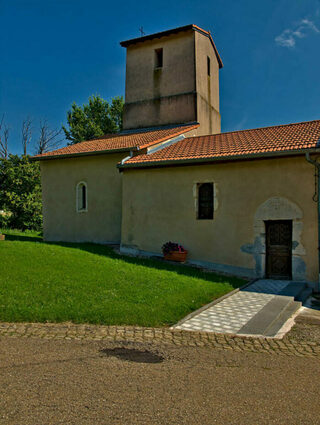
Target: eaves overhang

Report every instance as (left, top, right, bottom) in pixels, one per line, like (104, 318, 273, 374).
(118, 148, 320, 171)
(32, 146, 136, 161)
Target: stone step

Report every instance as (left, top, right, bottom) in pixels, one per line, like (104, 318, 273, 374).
(295, 287, 313, 304)
(238, 296, 296, 336)
(264, 300, 301, 337)
(278, 281, 308, 300)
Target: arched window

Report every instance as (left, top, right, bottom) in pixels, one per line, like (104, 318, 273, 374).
(198, 183, 213, 219)
(76, 182, 87, 212)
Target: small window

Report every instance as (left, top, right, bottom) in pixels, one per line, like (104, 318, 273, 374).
(207, 56, 211, 76)
(155, 48, 163, 68)
(76, 182, 87, 212)
(198, 183, 213, 219)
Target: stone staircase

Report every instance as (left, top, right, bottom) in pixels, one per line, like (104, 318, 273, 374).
(174, 279, 314, 337)
(278, 281, 313, 303)
(238, 281, 313, 337)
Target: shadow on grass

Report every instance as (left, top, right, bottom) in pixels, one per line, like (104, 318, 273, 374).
(3, 232, 244, 288)
(4, 234, 43, 243)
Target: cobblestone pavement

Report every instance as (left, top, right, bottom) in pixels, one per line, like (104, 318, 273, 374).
(0, 321, 319, 358)
(175, 280, 294, 334)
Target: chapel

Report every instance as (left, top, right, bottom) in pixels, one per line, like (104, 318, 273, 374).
(35, 24, 320, 284)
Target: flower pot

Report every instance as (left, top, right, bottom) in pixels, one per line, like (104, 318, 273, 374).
(164, 250, 188, 263)
(0, 234, 5, 241)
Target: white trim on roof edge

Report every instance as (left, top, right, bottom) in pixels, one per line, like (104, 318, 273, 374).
(120, 134, 187, 167)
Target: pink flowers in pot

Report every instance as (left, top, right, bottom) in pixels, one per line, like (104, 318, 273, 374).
(162, 242, 186, 255)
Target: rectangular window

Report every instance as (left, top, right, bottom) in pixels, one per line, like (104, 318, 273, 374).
(207, 56, 211, 76)
(197, 183, 213, 219)
(155, 48, 163, 68)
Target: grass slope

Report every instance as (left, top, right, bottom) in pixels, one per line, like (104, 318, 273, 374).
(0, 230, 244, 326)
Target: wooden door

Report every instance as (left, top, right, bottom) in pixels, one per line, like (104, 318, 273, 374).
(265, 220, 292, 279)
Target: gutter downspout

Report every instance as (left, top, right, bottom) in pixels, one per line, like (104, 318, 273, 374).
(306, 152, 320, 292)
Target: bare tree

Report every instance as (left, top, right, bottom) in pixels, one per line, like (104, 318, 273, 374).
(21, 117, 32, 156)
(35, 119, 64, 155)
(0, 115, 10, 159)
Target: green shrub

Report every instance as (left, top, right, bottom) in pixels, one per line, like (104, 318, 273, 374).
(0, 210, 11, 229)
(0, 155, 42, 231)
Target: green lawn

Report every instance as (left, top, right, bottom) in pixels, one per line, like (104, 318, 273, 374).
(0, 229, 244, 326)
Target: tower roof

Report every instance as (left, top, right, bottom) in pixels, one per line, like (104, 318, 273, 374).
(120, 24, 223, 69)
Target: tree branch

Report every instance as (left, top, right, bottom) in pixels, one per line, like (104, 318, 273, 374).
(0, 114, 10, 159)
(35, 119, 64, 155)
(21, 117, 33, 156)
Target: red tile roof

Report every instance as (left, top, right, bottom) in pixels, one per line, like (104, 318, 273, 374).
(34, 124, 199, 160)
(120, 120, 320, 168)
(120, 24, 223, 69)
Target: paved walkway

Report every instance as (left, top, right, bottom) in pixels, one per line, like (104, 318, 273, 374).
(1, 329, 319, 425)
(0, 321, 319, 358)
(174, 280, 297, 335)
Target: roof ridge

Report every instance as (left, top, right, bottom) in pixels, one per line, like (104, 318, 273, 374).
(185, 119, 320, 140)
(120, 24, 198, 46)
(118, 122, 199, 135)
(73, 123, 198, 143)
(191, 24, 210, 36)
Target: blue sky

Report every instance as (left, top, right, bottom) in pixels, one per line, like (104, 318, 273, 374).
(1, 0, 320, 154)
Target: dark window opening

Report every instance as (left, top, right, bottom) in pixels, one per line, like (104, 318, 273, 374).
(155, 48, 163, 68)
(82, 185, 87, 210)
(198, 183, 213, 219)
(77, 182, 87, 212)
(207, 56, 211, 76)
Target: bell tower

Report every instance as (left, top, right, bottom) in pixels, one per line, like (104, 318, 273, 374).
(120, 24, 223, 136)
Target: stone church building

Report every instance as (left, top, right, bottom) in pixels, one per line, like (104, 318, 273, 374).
(35, 24, 320, 284)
